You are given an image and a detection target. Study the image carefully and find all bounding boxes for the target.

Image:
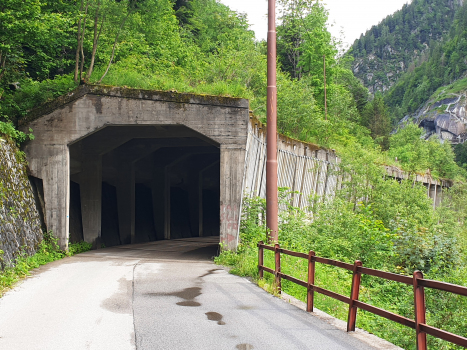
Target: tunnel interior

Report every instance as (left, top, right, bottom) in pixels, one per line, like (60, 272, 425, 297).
(68, 125, 220, 247)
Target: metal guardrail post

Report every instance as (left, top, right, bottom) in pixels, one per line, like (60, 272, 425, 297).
(274, 243, 281, 293)
(307, 250, 316, 312)
(347, 260, 363, 332)
(258, 241, 264, 279)
(414, 271, 427, 350)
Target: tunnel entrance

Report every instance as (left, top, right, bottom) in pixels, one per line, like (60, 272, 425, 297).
(69, 125, 220, 247)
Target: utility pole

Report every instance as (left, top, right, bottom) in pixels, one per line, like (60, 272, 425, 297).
(266, 0, 278, 243)
(323, 55, 328, 121)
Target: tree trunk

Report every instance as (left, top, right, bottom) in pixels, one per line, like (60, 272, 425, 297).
(0, 53, 7, 82)
(85, 0, 103, 81)
(78, 2, 89, 82)
(74, 0, 84, 83)
(98, 11, 131, 83)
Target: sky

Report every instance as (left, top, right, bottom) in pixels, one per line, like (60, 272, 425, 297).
(219, 0, 410, 47)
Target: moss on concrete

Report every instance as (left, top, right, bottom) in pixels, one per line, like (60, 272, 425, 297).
(22, 84, 249, 126)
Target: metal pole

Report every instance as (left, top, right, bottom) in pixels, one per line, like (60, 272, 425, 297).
(267, 0, 279, 242)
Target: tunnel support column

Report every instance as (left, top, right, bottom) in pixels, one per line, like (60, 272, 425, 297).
(80, 155, 102, 247)
(188, 172, 201, 237)
(34, 145, 70, 249)
(220, 146, 246, 251)
(152, 168, 166, 241)
(117, 163, 135, 244)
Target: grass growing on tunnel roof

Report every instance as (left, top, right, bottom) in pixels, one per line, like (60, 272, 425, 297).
(0, 232, 92, 297)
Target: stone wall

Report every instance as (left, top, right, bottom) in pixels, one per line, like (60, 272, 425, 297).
(0, 137, 43, 268)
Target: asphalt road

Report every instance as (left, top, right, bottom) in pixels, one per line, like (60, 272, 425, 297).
(0, 237, 394, 350)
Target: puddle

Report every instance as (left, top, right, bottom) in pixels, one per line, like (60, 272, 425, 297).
(236, 344, 254, 350)
(205, 312, 225, 325)
(147, 287, 202, 307)
(237, 305, 255, 310)
(199, 269, 222, 278)
(177, 300, 201, 307)
(101, 277, 132, 314)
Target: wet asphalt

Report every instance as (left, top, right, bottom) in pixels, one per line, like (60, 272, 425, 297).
(0, 237, 387, 350)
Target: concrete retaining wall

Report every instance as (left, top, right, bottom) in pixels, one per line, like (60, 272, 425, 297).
(242, 116, 448, 211)
(0, 137, 43, 268)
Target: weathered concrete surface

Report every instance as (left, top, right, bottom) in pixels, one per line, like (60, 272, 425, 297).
(0, 238, 399, 350)
(20, 85, 249, 250)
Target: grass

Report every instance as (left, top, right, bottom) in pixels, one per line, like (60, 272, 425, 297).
(0, 233, 92, 297)
(430, 76, 467, 102)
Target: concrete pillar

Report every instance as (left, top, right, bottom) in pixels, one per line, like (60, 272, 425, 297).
(188, 172, 201, 237)
(151, 168, 166, 240)
(117, 163, 135, 244)
(220, 146, 246, 251)
(164, 166, 170, 240)
(40, 145, 70, 249)
(198, 172, 204, 237)
(80, 155, 102, 247)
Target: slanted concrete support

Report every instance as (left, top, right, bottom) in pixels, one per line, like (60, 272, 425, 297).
(80, 155, 102, 246)
(220, 147, 246, 251)
(117, 163, 135, 244)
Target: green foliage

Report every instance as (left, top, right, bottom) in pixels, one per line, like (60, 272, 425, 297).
(388, 123, 461, 178)
(361, 95, 391, 149)
(217, 175, 467, 349)
(351, 0, 458, 97)
(0, 232, 92, 296)
(0, 121, 34, 144)
(380, 1, 467, 118)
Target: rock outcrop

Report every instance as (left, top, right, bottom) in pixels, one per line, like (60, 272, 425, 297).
(0, 137, 43, 269)
(415, 93, 467, 143)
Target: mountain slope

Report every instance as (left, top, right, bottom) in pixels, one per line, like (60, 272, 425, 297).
(350, 0, 462, 94)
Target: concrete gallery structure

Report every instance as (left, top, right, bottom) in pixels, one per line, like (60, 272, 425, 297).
(20, 85, 249, 250)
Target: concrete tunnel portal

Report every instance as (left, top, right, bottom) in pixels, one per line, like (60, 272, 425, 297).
(68, 125, 221, 247)
(20, 85, 249, 251)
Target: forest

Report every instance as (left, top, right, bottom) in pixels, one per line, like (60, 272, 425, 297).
(1, 0, 467, 349)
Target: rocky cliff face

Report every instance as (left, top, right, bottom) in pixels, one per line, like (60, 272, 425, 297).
(410, 91, 467, 143)
(0, 137, 43, 269)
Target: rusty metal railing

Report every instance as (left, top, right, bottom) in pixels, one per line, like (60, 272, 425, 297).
(257, 241, 467, 350)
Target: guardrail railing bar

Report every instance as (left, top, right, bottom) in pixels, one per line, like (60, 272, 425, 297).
(347, 260, 363, 332)
(274, 243, 281, 293)
(257, 242, 467, 350)
(414, 271, 428, 350)
(258, 240, 264, 279)
(307, 250, 315, 312)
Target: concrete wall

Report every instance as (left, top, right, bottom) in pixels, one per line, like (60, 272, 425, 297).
(20, 85, 249, 250)
(0, 137, 43, 268)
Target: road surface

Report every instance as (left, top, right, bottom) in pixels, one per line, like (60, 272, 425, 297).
(0, 237, 398, 350)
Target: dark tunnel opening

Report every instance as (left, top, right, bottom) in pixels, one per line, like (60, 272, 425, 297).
(68, 125, 221, 248)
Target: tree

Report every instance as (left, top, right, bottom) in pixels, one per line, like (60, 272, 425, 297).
(0, 0, 41, 82)
(362, 95, 391, 149)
